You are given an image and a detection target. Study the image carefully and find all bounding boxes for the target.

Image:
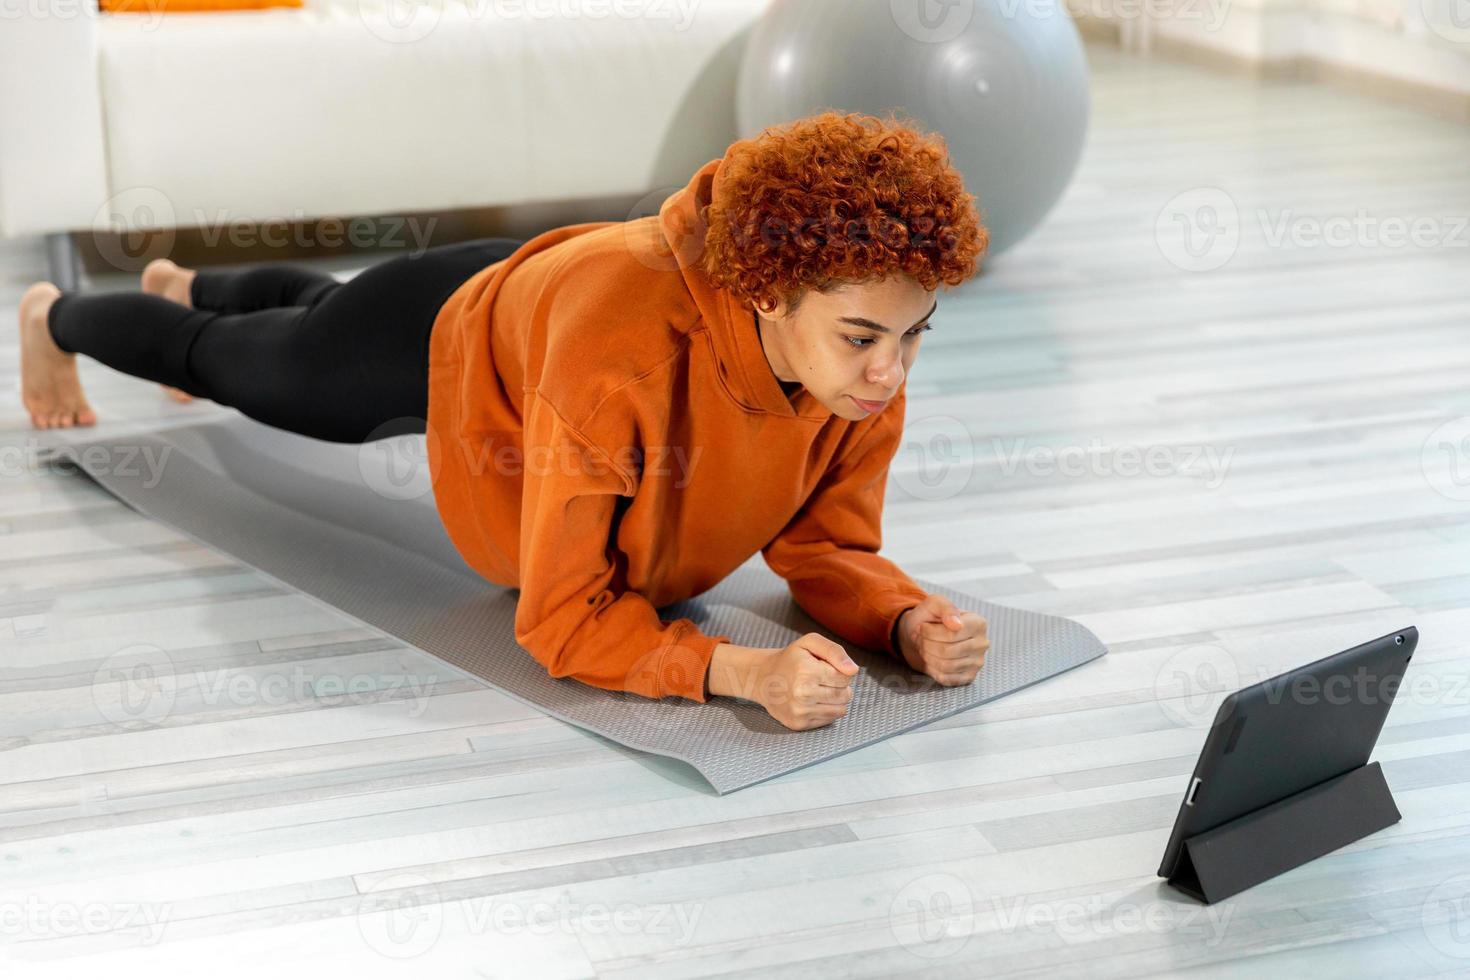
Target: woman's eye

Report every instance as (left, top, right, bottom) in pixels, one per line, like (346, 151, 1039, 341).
(844, 324, 932, 349)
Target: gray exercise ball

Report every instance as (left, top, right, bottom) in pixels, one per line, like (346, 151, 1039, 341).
(736, 0, 1091, 257)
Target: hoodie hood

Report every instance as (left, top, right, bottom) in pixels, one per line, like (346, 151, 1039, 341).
(657, 146, 831, 422)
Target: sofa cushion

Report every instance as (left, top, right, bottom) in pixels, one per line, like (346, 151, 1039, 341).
(94, 0, 769, 232)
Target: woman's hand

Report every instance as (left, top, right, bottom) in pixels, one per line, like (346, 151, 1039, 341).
(750, 633, 859, 731)
(896, 594, 989, 687)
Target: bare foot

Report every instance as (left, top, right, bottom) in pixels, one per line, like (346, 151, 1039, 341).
(18, 282, 97, 429)
(141, 257, 196, 308)
(141, 258, 198, 403)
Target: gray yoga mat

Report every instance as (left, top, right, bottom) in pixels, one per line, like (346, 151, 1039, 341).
(36, 415, 1108, 794)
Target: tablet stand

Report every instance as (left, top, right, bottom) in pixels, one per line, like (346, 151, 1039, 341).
(1165, 761, 1400, 904)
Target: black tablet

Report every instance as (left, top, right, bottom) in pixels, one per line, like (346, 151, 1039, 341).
(1157, 626, 1418, 882)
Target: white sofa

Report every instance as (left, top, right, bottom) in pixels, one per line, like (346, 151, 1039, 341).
(0, 0, 771, 288)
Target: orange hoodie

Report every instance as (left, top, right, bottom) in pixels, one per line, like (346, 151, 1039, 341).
(425, 145, 930, 704)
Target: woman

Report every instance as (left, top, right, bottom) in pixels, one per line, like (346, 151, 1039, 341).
(16, 111, 992, 731)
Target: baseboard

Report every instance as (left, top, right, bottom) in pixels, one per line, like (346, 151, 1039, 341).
(1306, 56, 1470, 123)
(73, 189, 652, 276)
(1075, 16, 1123, 44)
(1073, 14, 1470, 123)
(1145, 31, 1311, 80)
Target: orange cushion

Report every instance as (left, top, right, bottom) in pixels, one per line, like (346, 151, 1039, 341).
(100, 0, 301, 12)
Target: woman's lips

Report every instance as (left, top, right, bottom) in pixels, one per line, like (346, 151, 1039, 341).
(851, 396, 889, 413)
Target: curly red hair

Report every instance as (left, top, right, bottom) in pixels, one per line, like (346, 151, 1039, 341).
(698, 110, 988, 315)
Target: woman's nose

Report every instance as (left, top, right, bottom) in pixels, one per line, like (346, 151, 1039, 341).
(870, 357, 903, 389)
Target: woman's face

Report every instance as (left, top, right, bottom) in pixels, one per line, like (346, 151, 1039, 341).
(754, 276, 937, 421)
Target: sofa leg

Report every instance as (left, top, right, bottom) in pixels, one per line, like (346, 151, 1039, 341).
(45, 232, 83, 292)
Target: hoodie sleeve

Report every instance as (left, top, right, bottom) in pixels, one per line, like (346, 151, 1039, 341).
(513, 393, 733, 702)
(760, 390, 930, 658)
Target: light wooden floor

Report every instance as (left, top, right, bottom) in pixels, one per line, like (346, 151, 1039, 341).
(3, 43, 1470, 979)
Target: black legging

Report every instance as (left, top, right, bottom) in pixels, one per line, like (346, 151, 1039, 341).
(46, 237, 526, 444)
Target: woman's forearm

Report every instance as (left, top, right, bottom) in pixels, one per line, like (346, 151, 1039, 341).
(707, 642, 773, 700)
